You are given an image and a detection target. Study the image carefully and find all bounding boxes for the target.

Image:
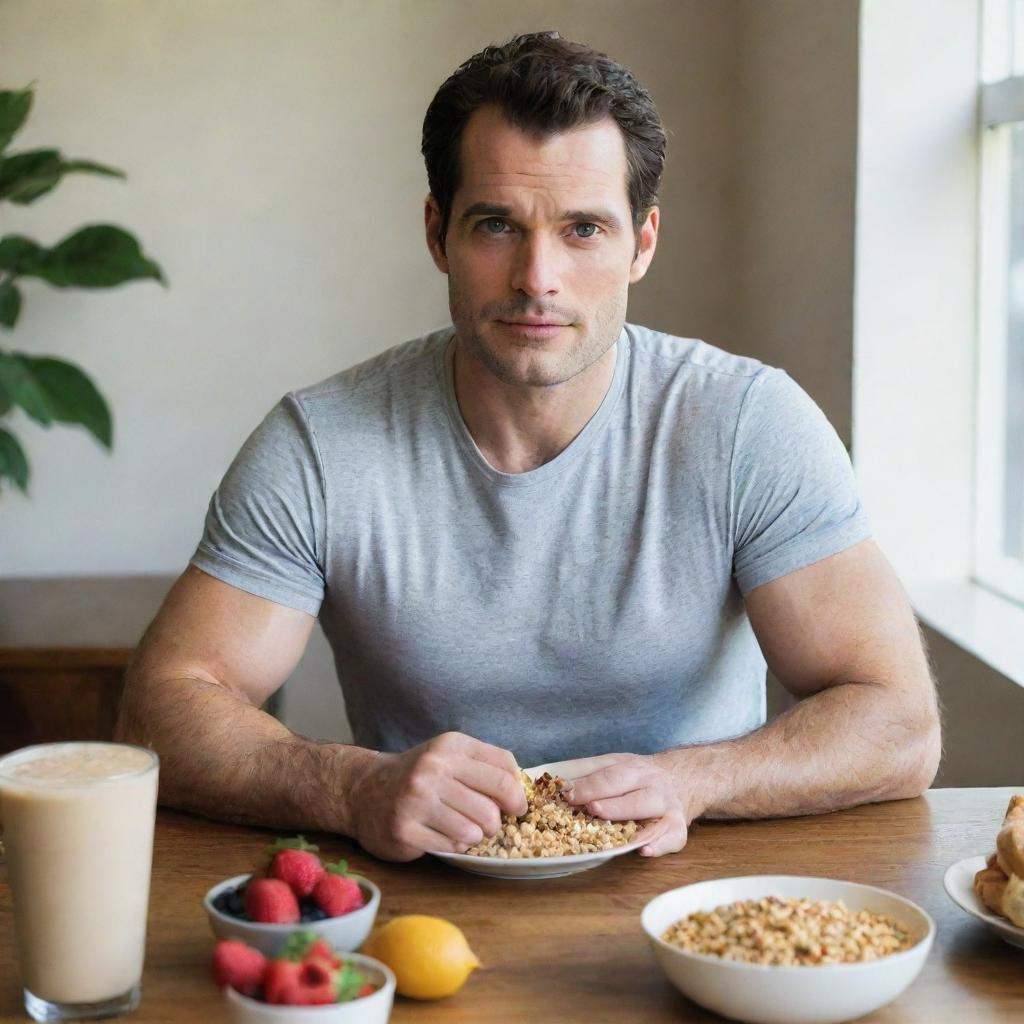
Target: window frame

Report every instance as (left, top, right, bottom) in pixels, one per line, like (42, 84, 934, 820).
(975, 0, 1024, 606)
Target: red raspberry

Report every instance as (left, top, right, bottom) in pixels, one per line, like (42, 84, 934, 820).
(244, 878, 300, 924)
(211, 939, 267, 996)
(270, 848, 325, 899)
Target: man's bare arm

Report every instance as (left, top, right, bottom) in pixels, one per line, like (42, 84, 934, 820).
(114, 566, 373, 833)
(566, 540, 942, 854)
(115, 566, 525, 860)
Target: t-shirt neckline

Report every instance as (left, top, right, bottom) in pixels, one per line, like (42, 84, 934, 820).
(436, 326, 630, 488)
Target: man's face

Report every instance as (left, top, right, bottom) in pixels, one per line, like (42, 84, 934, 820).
(425, 105, 658, 388)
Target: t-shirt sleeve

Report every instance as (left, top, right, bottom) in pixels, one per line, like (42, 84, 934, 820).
(730, 368, 871, 595)
(190, 394, 326, 615)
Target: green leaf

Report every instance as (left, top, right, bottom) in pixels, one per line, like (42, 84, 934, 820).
(335, 961, 368, 1003)
(0, 280, 21, 328)
(267, 834, 321, 855)
(0, 426, 29, 492)
(278, 929, 320, 962)
(0, 149, 126, 205)
(20, 356, 112, 447)
(0, 351, 53, 426)
(0, 87, 33, 154)
(324, 858, 351, 877)
(23, 225, 165, 289)
(0, 235, 43, 274)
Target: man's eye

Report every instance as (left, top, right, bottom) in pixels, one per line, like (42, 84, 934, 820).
(481, 217, 509, 234)
(573, 223, 600, 239)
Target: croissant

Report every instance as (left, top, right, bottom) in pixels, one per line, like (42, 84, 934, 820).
(974, 795, 1024, 927)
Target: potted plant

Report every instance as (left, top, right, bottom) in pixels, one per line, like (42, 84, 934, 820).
(0, 84, 165, 494)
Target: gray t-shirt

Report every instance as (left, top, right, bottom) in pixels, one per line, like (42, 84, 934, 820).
(191, 324, 871, 766)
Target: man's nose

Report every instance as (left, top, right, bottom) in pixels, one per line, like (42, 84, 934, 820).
(510, 233, 560, 298)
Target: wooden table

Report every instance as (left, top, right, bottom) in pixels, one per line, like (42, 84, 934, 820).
(1, 788, 1020, 1022)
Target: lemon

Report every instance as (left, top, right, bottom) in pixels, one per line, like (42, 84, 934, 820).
(361, 914, 481, 999)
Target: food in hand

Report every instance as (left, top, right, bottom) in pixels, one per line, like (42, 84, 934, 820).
(974, 794, 1024, 927)
(464, 770, 640, 858)
(361, 914, 480, 999)
(661, 896, 914, 966)
(245, 878, 301, 924)
(269, 835, 326, 898)
(213, 836, 368, 924)
(212, 931, 377, 1005)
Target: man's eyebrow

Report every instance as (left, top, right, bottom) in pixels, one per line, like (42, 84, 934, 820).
(459, 202, 623, 231)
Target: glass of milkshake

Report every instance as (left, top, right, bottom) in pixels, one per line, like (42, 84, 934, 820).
(0, 742, 159, 1021)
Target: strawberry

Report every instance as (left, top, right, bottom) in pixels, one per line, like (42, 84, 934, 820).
(263, 958, 337, 1005)
(244, 878, 300, 924)
(357, 983, 376, 998)
(267, 836, 325, 899)
(211, 939, 267, 996)
(263, 959, 303, 1005)
(312, 860, 365, 918)
(304, 938, 342, 970)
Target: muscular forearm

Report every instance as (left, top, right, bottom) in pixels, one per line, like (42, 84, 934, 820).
(657, 679, 941, 822)
(114, 672, 376, 835)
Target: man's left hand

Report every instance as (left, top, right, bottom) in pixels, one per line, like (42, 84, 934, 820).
(561, 752, 698, 858)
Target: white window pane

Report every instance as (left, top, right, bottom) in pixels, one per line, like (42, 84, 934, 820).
(1006, 123, 1024, 560)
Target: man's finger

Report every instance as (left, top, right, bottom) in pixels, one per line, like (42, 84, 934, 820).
(453, 757, 527, 816)
(586, 789, 666, 822)
(464, 736, 521, 777)
(638, 814, 688, 857)
(425, 800, 487, 848)
(441, 778, 504, 837)
(563, 762, 643, 805)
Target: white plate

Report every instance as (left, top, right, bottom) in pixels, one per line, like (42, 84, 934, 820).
(943, 855, 1024, 950)
(430, 755, 646, 879)
(642, 875, 934, 1024)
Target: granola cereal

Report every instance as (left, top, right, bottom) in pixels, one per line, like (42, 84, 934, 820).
(661, 896, 915, 966)
(464, 771, 640, 859)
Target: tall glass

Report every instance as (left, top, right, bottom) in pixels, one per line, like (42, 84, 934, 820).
(0, 742, 159, 1022)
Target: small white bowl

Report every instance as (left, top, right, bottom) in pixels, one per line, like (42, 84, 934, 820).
(641, 875, 935, 1024)
(223, 952, 395, 1023)
(205, 874, 380, 957)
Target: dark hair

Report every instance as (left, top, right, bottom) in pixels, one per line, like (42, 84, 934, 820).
(422, 31, 666, 245)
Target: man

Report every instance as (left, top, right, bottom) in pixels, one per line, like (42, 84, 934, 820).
(116, 33, 940, 861)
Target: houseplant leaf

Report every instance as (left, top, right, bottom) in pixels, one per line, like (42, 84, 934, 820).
(0, 149, 126, 205)
(0, 279, 21, 328)
(0, 351, 53, 426)
(21, 224, 165, 288)
(0, 87, 33, 154)
(19, 355, 112, 447)
(0, 425, 29, 492)
(0, 235, 42, 274)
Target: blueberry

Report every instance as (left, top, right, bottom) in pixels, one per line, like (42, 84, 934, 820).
(213, 892, 231, 913)
(309, 908, 328, 922)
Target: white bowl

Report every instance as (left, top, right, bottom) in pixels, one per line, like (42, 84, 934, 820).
(641, 875, 935, 1024)
(223, 952, 395, 1023)
(431, 755, 646, 879)
(205, 874, 380, 957)
(944, 855, 1024, 950)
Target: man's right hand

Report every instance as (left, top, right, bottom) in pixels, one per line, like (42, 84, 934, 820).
(344, 732, 528, 862)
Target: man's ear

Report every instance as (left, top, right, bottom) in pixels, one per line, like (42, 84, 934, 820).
(629, 206, 659, 284)
(424, 195, 449, 274)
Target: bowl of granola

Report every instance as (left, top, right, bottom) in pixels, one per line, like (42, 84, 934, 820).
(641, 875, 934, 1024)
(429, 756, 646, 879)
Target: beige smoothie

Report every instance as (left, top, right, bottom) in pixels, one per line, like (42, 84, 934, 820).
(0, 742, 159, 1007)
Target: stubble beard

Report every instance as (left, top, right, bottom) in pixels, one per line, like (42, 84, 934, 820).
(448, 278, 627, 389)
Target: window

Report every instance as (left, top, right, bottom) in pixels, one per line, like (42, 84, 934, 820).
(977, 0, 1024, 605)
